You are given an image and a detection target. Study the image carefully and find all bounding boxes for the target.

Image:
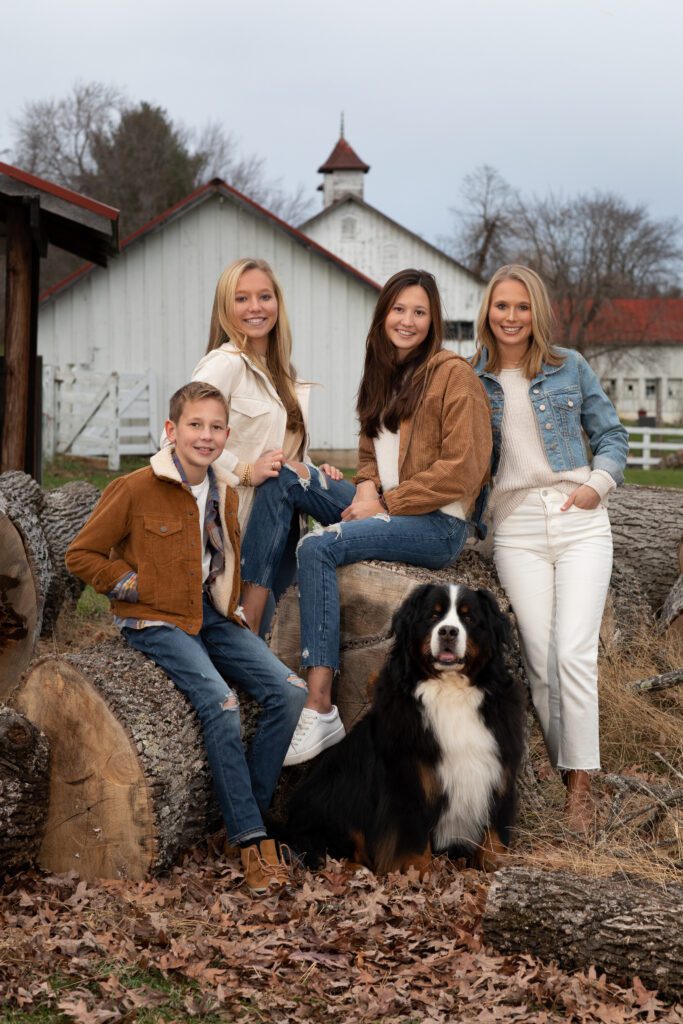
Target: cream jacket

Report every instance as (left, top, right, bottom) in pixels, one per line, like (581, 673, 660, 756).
(165, 342, 311, 529)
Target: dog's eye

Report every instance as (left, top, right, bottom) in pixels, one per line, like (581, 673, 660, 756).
(459, 607, 472, 622)
(430, 608, 443, 620)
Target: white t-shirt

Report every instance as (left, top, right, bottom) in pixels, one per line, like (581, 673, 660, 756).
(190, 476, 211, 583)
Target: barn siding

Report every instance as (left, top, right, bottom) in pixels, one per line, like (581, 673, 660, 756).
(39, 192, 379, 450)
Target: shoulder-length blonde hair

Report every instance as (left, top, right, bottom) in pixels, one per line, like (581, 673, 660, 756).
(474, 264, 563, 379)
(206, 257, 304, 434)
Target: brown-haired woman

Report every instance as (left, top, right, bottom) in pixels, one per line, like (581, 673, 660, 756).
(240, 268, 493, 765)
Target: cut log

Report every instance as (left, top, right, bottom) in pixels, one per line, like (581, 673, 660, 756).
(0, 472, 101, 698)
(0, 477, 52, 697)
(483, 866, 683, 999)
(608, 485, 683, 613)
(0, 706, 50, 873)
(12, 639, 220, 881)
(270, 549, 528, 733)
(660, 573, 683, 636)
(40, 479, 100, 632)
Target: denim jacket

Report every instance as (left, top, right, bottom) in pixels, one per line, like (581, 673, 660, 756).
(475, 347, 629, 485)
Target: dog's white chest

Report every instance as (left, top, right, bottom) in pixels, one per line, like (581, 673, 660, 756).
(417, 675, 502, 850)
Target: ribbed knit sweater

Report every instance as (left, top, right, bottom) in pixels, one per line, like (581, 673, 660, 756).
(489, 369, 615, 530)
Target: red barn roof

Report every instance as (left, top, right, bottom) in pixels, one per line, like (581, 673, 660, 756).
(318, 137, 370, 174)
(582, 299, 683, 346)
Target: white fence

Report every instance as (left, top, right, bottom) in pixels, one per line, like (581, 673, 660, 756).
(626, 426, 683, 469)
(43, 366, 159, 471)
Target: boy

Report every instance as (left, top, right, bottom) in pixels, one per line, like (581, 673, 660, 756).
(66, 381, 307, 894)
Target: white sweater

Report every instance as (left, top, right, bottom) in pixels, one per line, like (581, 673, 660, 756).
(489, 369, 615, 530)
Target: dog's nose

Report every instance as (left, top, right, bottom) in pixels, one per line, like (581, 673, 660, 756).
(438, 625, 458, 639)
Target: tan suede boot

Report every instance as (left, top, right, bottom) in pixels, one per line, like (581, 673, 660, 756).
(240, 839, 292, 895)
(564, 770, 595, 833)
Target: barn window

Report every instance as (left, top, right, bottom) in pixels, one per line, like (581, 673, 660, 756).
(601, 378, 617, 398)
(668, 379, 682, 398)
(341, 216, 357, 239)
(444, 321, 475, 341)
(645, 379, 657, 398)
(624, 379, 638, 395)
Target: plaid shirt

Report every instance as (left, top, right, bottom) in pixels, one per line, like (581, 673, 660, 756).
(111, 455, 225, 630)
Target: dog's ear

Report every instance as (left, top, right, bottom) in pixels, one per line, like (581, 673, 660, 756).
(388, 583, 431, 637)
(477, 588, 511, 647)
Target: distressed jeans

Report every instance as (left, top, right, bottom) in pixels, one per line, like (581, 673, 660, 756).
(241, 466, 469, 671)
(122, 595, 307, 845)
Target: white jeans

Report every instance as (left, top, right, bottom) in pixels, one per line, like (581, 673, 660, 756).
(493, 488, 613, 770)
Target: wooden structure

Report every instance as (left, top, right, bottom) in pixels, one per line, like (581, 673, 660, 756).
(0, 161, 119, 476)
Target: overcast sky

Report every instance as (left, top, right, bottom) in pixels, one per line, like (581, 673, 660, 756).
(2, 0, 681, 247)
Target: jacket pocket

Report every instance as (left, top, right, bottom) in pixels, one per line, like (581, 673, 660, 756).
(231, 395, 273, 443)
(143, 514, 183, 567)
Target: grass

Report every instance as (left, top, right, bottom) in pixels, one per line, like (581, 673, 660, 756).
(624, 467, 683, 487)
(42, 454, 149, 491)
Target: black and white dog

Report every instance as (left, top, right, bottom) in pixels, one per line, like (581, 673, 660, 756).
(278, 584, 526, 874)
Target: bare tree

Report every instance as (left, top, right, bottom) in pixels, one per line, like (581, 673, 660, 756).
(448, 165, 683, 352)
(442, 165, 519, 279)
(12, 81, 125, 189)
(11, 83, 313, 234)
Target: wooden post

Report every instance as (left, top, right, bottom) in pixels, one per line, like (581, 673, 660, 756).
(2, 204, 38, 474)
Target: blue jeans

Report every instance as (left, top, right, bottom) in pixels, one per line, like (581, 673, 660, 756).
(241, 466, 469, 671)
(123, 595, 307, 845)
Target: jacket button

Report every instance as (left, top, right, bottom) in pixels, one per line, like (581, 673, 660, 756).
(546, 423, 552, 430)
(533, 388, 540, 394)
(160, 525, 167, 533)
(539, 404, 546, 411)
(568, 399, 574, 407)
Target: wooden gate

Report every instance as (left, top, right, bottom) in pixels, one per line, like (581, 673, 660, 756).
(43, 366, 159, 470)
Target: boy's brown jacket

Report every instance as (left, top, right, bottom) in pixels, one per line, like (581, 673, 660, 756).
(355, 351, 492, 516)
(65, 447, 242, 634)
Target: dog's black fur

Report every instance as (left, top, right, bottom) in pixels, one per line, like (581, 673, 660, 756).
(277, 584, 526, 873)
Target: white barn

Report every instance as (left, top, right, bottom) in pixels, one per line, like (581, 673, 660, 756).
(301, 132, 485, 349)
(38, 179, 380, 454)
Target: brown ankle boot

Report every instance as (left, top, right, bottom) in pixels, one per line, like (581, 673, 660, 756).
(564, 770, 595, 833)
(240, 839, 292, 895)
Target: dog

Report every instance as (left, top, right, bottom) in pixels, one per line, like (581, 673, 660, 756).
(277, 583, 526, 874)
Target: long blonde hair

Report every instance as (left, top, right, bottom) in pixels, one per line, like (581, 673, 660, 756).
(474, 264, 563, 378)
(207, 258, 304, 435)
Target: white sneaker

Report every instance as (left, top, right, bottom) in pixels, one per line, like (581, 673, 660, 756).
(283, 706, 346, 766)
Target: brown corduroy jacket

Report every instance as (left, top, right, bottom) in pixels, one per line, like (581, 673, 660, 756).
(355, 351, 492, 517)
(65, 447, 242, 634)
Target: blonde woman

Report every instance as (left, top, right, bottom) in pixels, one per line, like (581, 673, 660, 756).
(172, 258, 343, 625)
(190, 258, 341, 531)
(474, 265, 629, 831)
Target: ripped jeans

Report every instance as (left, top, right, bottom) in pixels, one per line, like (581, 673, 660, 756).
(123, 595, 307, 845)
(240, 466, 469, 671)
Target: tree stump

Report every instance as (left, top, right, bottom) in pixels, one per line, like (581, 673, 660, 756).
(40, 479, 100, 632)
(0, 476, 52, 697)
(270, 549, 527, 731)
(0, 706, 50, 873)
(483, 866, 683, 999)
(608, 485, 683, 613)
(0, 472, 100, 698)
(12, 639, 221, 881)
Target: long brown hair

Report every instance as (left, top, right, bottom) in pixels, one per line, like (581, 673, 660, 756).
(474, 264, 563, 378)
(357, 269, 444, 437)
(206, 258, 304, 435)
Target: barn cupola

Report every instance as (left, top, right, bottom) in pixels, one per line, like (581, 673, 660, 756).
(317, 116, 370, 208)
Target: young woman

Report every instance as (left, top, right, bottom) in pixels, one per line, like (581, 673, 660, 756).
(240, 268, 492, 766)
(188, 257, 342, 530)
(175, 258, 342, 622)
(474, 265, 629, 831)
